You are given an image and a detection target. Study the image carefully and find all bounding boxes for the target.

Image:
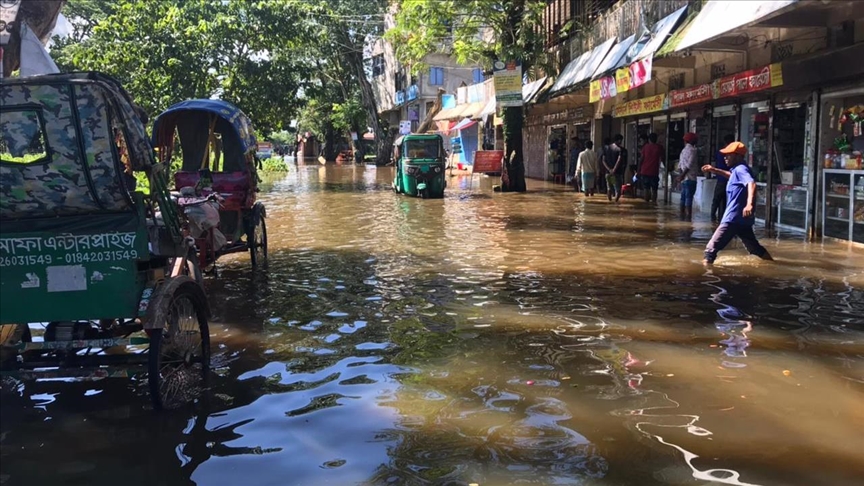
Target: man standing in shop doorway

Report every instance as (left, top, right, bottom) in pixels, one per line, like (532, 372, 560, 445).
(711, 134, 735, 222)
(639, 133, 663, 203)
(604, 134, 627, 202)
(701, 141, 774, 265)
(677, 132, 699, 218)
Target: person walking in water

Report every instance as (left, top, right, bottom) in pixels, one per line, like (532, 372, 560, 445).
(711, 134, 735, 222)
(576, 140, 598, 196)
(677, 132, 699, 218)
(701, 141, 774, 266)
(638, 133, 663, 203)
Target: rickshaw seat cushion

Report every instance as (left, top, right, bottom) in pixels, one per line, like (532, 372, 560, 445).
(174, 171, 249, 209)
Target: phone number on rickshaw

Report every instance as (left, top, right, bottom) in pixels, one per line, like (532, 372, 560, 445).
(0, 250, 138, 267)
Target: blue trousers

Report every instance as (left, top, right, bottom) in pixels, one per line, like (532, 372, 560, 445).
(680, 180, 697, 208)
(704, 223, 769, 263)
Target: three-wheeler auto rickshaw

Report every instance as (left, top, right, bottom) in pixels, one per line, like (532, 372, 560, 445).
(0, 72, 210, 410)
(392, 134, 446, 198)
(152, 100, 267, 273)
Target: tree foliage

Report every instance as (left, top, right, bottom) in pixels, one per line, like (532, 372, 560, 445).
(387, 0, 549, 191)
(50, 0, 311, 134)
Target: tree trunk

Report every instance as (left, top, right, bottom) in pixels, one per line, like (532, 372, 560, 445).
(416, 88, 444, 134)
(501, 106, 527, 192)
(2, 0, 65, 76)
(323, 121, 337, 162)
(335, 29, 389, 165)
(499, 0, 527, 192)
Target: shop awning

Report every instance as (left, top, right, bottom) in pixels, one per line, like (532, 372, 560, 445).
(550, 38, 616, 95)
(460, 101, 486, 120)
(479, 96, 497, 118)
(631, 5, 688, 61)
(523, 77, 547, 104)
(592, 34, 636, 80)
(655, 10, 697, 58)
(452, 117, 477, 131)
(433, 105, 463, 121)
(549, 50, 591, 95)
(676, 0, 799, 52)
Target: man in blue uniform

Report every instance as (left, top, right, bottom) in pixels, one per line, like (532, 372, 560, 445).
(700, 141, 774, 266)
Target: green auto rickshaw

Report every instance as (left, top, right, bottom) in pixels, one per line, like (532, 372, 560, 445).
(392, 134, 446, 198)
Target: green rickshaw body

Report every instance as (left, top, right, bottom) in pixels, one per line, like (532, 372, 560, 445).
(0, 73, 177, 324)
(393, 134, 446, 198)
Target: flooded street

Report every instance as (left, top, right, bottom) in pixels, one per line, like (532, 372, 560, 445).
(2, 165, 863, 486)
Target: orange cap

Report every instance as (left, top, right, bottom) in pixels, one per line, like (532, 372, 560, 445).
(720, 141, 747, 156)
(682, 132, 697, 143)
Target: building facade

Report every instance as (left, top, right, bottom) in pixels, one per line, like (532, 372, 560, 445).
(526, 0, 864, 243)
(369, 12, 484, 133)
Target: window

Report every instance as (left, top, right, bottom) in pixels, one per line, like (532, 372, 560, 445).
(372, 55, 384, 77)
(669, 72, 685, 91)
(429, 67, 444, 86)
(0, 109, 49, 164)
(472, 68, 484, 84)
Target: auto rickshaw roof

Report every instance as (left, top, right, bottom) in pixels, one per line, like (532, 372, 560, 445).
(395, 134, 443, 145)
(152, 99, 257, 154)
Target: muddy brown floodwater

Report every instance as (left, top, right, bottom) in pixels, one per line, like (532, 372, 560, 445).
(2, 165, 863, 486)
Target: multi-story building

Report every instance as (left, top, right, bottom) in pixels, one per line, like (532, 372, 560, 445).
(369, 10, 485, 133)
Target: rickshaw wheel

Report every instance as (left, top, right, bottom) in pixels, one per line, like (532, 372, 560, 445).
(147, 278, 210, 411)
(249, 216, 268, 269)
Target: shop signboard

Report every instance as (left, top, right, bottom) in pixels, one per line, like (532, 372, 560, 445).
(450, 135, 463, 154)
(472, 150, 504, 173)
(669, 83, 713, 108)
(713, 63, 783, 99)
(399, 120, 412, 135)
(628, 55, 653, 90)
(589, 80, 602, 103)
(0, 0, 21, 46)
(494, 60, 523, 107)
(613, 94, 666, 118)
(616, 67, 631, 94)
(600, 77, 617, 100)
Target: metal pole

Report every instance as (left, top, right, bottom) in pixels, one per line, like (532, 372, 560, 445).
(664, 112, 671, 204)
(765, 95, 776, 235)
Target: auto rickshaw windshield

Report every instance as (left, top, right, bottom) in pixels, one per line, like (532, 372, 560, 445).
(404, 140, 440, 159)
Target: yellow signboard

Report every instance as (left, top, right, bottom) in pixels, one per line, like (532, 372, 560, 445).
(612, 94, 667, 118)
(615, 68, 631, 94)
(589, 80, 602, 103)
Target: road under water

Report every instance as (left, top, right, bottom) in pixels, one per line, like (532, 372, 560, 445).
(2, 165, 863, 486)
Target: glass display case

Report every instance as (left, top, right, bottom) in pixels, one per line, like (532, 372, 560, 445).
(776, 185, 809, 231)
(823, 169, 864, 243)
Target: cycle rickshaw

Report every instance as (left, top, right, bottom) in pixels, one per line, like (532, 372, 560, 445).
(152, 100, 267, 273)
(0, 72, 210, 410)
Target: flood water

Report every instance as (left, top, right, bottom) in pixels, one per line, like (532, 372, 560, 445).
(2, 165, 863, 486)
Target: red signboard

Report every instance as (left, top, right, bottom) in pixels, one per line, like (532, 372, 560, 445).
(714, 64, 782, 99)
(669, 83, 713, 108)
(472, 150, 504, 173)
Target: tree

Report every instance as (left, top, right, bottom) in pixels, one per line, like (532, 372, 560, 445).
(292, 0, 391, 164)
(49, 0, 310, 134)
(387, 0, 549, 191)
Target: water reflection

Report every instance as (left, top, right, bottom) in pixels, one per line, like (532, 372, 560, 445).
(2, 166, 863, 486)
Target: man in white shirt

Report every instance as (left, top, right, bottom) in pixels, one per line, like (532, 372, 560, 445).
(677, 132, 699, 218)
(576, 141, 599, 196)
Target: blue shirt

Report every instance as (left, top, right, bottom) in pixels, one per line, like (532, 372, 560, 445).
(722, 164, 756, 225)
(714, 151, 730, 180)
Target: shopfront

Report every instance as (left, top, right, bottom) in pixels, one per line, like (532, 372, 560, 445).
(818, 86, 864, 244)
(771, 94, 812, 232)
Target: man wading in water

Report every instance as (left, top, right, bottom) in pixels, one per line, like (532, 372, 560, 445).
(701, 141, 774, 266)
